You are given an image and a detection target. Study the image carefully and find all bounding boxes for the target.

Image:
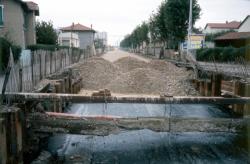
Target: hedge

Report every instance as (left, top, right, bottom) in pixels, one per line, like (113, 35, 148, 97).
(0, 37, 21, 71)
(196, 46, 249, 62)
(27, 44, 83, 53)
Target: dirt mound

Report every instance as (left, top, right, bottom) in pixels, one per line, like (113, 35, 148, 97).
(73, 57, 119, 90)
(114, 57, 149, 73)
(72, 55, 198, 96)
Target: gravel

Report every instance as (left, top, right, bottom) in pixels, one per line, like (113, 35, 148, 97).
(73, 56, 198, 96)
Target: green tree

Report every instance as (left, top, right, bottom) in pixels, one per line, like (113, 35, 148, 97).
(164, 0, 201, 48)
(36, 21, 58, 45)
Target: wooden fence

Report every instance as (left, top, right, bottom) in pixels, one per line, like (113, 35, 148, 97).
(4, 48, 89, 93)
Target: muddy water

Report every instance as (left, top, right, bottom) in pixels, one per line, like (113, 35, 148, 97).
(47, 104, 250, 163)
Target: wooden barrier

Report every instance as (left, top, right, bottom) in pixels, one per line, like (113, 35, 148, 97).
(0, 107, 24, 164)
(27, 112, 250, 135)
(4, 92, 250, 105)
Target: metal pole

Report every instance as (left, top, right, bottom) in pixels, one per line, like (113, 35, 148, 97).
(188, 0, 193, 51)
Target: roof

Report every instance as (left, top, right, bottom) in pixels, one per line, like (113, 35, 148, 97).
(24, 1, 39, 15)
(215, 32, 250, 40)
(15, 0, 39, 15)
(238, 15, 250, 29)
(205, 21, 241, 29)
(61, 23, 95, 32)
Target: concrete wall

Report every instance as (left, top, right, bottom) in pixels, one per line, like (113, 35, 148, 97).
(0, 0, 36, 48)
(239, 17, 250, 32)
(78, 31, 94, 49)
(25, 12, 36, 46)
(0, 0, 25, 48)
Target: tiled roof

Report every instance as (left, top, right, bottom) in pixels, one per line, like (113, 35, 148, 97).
(61, 23, 95, 32)
(215, 32, 250, 40)
(24, 1, 39, 15)
(206, 21, 241, 29)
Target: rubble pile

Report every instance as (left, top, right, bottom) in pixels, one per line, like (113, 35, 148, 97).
(73, 56, 198, 96)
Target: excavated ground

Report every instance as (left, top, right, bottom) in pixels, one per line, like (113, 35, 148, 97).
(72, 54, 198, 96)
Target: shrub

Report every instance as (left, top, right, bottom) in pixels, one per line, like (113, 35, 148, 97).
(27, 44, 83, 53)
(0, 37, 21, 71)
(196, 46, 248, 62)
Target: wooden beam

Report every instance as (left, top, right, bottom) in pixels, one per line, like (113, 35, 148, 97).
(27, 112, 250, 136)
(4, 92, 250, 104)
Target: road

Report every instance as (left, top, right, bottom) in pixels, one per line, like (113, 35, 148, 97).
(101, 49, 149, 63)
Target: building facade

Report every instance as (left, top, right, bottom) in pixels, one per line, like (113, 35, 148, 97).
(238, 15, 250, 32)
(0, 0, 39, 48)
(58, 32, 80, 48)
(61, 23, 95, 50)
(203, 21, 241, 34)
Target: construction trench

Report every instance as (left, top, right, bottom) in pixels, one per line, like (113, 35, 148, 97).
(1, 50, 250, 163)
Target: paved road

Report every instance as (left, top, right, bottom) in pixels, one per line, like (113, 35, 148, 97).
(101, 49, 149, 63)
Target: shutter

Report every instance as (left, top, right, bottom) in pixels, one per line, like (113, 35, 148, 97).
(0, 6, 3, 25)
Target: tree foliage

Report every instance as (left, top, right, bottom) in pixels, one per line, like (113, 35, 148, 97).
(36, 21, 58, 45)
(0, 37, 21, 71)
(120, 0, 201, 49)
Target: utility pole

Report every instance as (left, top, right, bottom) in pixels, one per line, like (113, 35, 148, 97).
(187, 0, 193, 53)
(187, 0, 194, 61)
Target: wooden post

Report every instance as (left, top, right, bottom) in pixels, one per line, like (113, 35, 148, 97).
(211, 74, 222, 96)
(244, 83, 250, 117)
(199, 81, 205, 96)
(0, 118, 7, 164)
(233, 81, 245, 115)
(31, 52, 34, 85)
(204, 81, 212, 96)
(19, 68, 23, 92)
(0, 107, 24, 164)
(39, 53, 42, 80)
(50, 52, 53, 74)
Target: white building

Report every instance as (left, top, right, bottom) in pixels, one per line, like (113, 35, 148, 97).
(95, 32, 108, 47)
(203, 21, 241, 34)
(61, 23, 95, 50)
(58, 32, 79, 48)
(238, 15, 250, 32)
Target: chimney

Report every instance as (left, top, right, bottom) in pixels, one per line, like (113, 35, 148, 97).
(226, 21, 228, 24)
(91, 24, 93, 29)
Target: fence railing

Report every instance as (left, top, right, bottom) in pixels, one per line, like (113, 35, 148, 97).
(3, 48, 90, 93)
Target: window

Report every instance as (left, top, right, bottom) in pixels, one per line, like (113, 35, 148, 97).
(0, 5, 3, 26)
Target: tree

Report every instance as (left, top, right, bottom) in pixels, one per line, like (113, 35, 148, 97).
(164, 0, 201, 48)
(36, 21, 58, 45)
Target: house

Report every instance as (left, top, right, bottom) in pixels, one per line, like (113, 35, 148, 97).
(61, 23, 95, 50)
(203, 21, 241, 34)
(58, 32, 80, 48)
(215, 32, 250, 60)
(238, 15, 250, 32)
(0, 0, 39, 48)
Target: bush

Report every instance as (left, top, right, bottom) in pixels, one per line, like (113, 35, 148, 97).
(197, 46, 248, 62)
(27, 44, 83, 53)
(0, 37, 21, 71)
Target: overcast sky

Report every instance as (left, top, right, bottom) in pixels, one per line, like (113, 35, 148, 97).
(31, 0, 250, 45)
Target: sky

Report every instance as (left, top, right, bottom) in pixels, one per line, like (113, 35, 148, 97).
(31, 0, 250, 46)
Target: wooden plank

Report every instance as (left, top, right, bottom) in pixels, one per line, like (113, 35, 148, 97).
(4, 92, 250, 104)
(27, 112, 250, 135)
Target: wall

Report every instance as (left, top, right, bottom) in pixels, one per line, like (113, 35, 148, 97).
(239, 17, 250, 32)
(25, 12, 36, 46)
(78, 31, 94, 49)
(203, 26, 234, 34)
(0, 0, 25, 48)
(58, 32, 80, 48)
